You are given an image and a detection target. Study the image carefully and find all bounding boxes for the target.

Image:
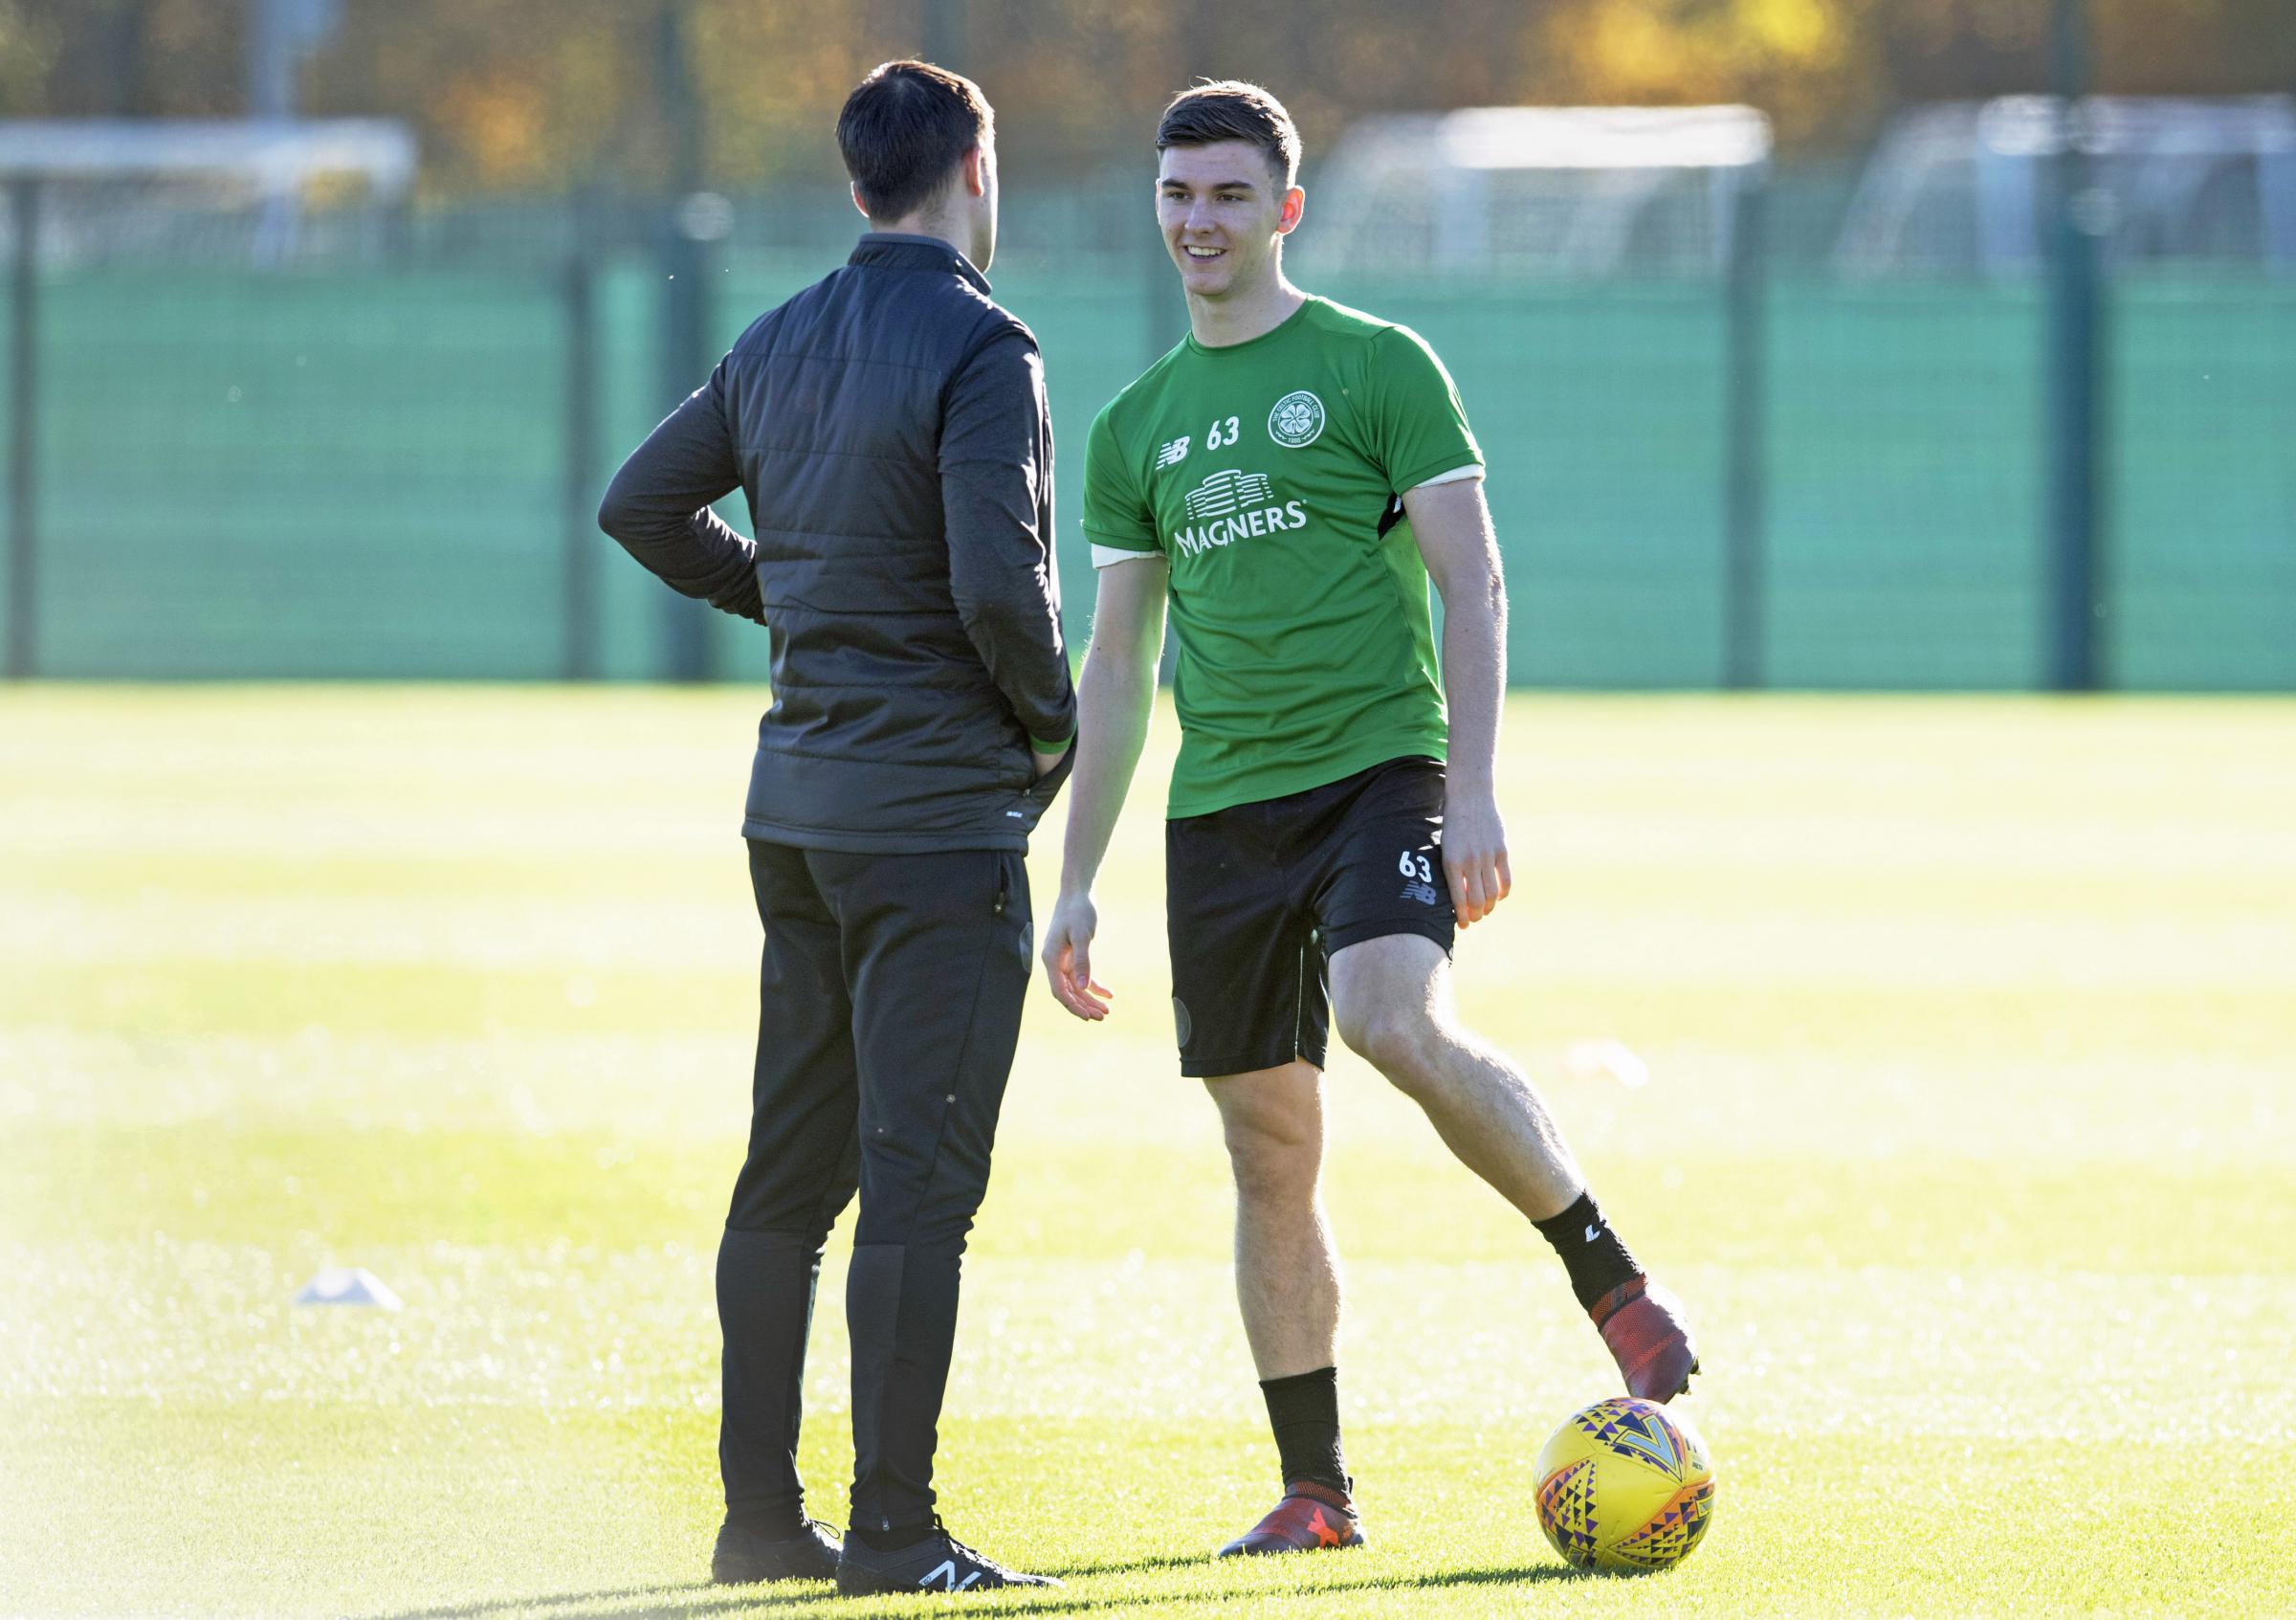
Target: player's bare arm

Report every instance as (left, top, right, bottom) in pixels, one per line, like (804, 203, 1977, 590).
(1404, 475, 1512, 928)
(1042, 553, 1169, 1021)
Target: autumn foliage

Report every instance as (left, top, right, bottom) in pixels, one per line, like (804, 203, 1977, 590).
(1, 0, 2289, 193)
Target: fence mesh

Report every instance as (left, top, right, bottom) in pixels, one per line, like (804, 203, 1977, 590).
(1, 171, 2289, 689)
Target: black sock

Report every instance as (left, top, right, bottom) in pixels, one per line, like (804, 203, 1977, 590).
(1534, 1189, 1643, 1313)
(1260, 1365, 1348, 1496)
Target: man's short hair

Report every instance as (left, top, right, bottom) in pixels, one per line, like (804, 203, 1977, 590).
(837, 60, 993, 222)
(1156, 80, 1301, 189)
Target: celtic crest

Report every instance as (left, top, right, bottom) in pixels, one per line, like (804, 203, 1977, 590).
(1268, 390, 1326, 448)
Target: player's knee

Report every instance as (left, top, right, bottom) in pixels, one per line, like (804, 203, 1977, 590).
(1227, 1142, 1317, 1207)
(1219, 1105, 1319, 1205)
(1338, 1002, 1440, 1091)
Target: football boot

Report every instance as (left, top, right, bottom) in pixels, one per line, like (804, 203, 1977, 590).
(1218, 1479, 1366, 1557)
(835, 1520, 1062, 1595)
(1591, 1274, 1700, 1402)
(710, 1517, 839, 1584)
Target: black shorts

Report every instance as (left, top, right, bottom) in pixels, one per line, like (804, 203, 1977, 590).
(1165, 756, 1454, 1077)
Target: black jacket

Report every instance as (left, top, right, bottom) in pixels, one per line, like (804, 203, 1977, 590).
(598, 233, 1076, 853)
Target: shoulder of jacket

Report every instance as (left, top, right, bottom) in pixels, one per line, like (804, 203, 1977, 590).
(960, 288, 1039, 352)
(724, 299, 792, 361)
(948, 298, 1043, 382)
(724, 266, 856, 364)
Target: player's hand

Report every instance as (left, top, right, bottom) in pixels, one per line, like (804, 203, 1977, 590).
(1442, 786, 1512, 928)
(1041, 889, 1113, 1020)
(1031, 740, 1071, 781)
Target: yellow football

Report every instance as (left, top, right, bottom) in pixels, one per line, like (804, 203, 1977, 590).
(1534, 1397, 1716, 1573)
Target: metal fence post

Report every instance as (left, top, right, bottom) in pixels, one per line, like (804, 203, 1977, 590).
(653, 0, 719, 683)
(1722, 165, 1769, 690)
(654, 202, 721, 683)
(1143, 231, 1186, 370)
(561, 199, 600, 681)
(921, 0, 968, 70)
(7, 177, 37, 681)
(2045, 0, 2107, 691)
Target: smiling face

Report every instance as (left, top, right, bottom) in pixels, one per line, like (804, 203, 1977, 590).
(1156, 140, 1305, 302)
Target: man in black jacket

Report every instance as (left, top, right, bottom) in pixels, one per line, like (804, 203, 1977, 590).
(597, 60, 1073, 1597)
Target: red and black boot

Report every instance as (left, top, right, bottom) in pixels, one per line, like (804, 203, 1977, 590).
(1218, 1480, 1367, 1557)
(1592, 1274, 1700, 1402)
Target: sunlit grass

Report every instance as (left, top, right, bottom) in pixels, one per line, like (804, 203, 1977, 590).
(3, 687, 2292, 1617)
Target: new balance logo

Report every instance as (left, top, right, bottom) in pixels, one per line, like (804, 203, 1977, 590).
(1156, 434, 1191, 468)
(920, 1560, 984, 1591)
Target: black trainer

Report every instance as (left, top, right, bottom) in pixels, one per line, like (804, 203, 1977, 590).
(835, 1519, 1062, 1596)
(710, 1518, 840, 1584)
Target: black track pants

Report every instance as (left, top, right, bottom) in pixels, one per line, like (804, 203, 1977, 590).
(717, 838, 1031, 1534)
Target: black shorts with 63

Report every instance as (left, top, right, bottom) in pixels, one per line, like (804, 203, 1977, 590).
(1164, 755, 1454, 1078)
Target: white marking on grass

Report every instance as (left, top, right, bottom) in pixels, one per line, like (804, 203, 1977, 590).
(293, 1266, 403, 1310)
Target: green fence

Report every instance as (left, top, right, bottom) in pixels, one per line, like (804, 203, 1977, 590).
(2, 251, 2289, 688)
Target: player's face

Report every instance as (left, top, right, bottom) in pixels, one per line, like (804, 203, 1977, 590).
(1156, 142, 1303, 300)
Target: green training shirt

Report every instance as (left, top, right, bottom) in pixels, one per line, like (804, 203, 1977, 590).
(1082, 295, 1483, 818)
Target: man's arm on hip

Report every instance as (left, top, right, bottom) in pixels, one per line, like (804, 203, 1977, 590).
(596, 359, 762, 622)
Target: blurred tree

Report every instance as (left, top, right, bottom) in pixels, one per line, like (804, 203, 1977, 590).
(1535, 0, 2296, 144)
(307, 0, 639, 191)
(1532, 0, 1868, 143)
(0, 0, 242, 119)
(0, 0, 2290, 188)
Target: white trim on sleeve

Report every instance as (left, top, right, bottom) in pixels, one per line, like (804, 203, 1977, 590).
(1407, 463, 1485, 491)
(1092, 544, 1161, 570)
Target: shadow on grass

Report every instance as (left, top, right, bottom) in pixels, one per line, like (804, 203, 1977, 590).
(358, 1587, 722, 1620)
(361, 1558, 1588, 1620)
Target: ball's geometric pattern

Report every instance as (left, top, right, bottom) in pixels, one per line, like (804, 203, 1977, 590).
(1534, 1397, 1716, 1574)
(1574, 1395, 1692, 1471)
(1534, 1455, 1600, 1565)
(1610, 1476, 1716, 1569)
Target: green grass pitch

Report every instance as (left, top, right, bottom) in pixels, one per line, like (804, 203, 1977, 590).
(3, 687, 2292, 1617)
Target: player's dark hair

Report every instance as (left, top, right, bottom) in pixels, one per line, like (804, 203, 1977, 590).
(1156, 80, 1301, 189)
(836, 59, 993, 222)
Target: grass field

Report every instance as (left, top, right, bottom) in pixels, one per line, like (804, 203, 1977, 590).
(3, 687, 2293, 1619)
